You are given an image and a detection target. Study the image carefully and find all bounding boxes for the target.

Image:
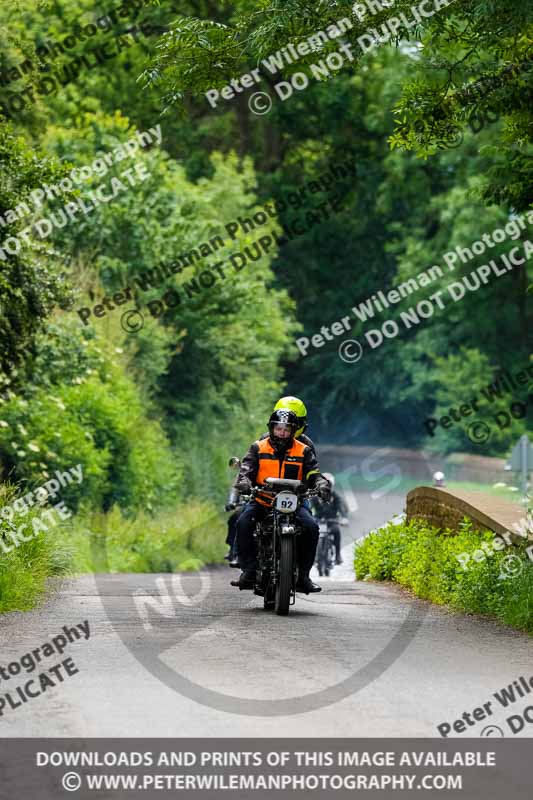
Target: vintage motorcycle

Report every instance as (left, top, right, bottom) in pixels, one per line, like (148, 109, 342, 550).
(315, 518, 337, 577)
(230, 469, 317, 616)
(314, 514, 349, 577)
(255, 477, 318, 615)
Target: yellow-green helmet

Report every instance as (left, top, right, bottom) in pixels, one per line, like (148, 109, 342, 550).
(274, 396, 307, 437)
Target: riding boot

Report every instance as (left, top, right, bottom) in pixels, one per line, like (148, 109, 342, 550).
(231, 569, 256, 590)
(295, 570, 322, 594)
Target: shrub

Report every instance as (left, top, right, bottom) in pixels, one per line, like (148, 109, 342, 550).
(0, 486, 72, 613)
(0, 485, 226, 612)
(354, 517, 533, 634)
(0, 322, 182, 514)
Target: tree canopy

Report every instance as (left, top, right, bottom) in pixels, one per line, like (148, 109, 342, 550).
(0, 0, 530, 512)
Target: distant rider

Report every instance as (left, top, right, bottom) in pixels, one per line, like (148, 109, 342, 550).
(309, 472, 348, 564)
(224, 485, 244, 568)
(233, 409, 330, 593)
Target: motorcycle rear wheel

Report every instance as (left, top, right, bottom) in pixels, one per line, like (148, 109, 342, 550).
(275, 536, 294, 616)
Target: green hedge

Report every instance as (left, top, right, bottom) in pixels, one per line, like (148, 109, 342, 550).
(0, 321, 182, 515)
(354, 517, 533, 634)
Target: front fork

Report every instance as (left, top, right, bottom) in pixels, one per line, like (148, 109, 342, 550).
(273, 513, 298, 605)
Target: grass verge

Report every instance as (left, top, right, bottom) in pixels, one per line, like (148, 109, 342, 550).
(1, 487, 226, 613)
(0, 490, 72, 613)
(62, 503, 226, 574)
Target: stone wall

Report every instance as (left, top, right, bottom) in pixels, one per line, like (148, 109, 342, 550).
(406, 486, 528, 541)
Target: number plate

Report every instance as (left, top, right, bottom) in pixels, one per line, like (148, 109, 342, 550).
(275, 492, 298, 513)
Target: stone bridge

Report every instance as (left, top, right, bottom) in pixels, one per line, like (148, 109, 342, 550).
(406, 486, 530, 541)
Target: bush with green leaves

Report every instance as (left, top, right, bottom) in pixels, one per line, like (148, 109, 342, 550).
(0, 485, 72, 613)
(0, 318, 181, 514)
(0, 122, 73, 380)
(354, 517, 533, 633)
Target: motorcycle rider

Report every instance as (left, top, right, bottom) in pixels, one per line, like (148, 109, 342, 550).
(234, 409, 331, 593)
(224, 486, 244, 567)
(309, 472, 348, 565)
(264, 396, 315, 453)
(226, 395, 314, 567)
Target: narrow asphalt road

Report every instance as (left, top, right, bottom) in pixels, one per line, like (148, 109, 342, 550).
(1, 492, 533, 738)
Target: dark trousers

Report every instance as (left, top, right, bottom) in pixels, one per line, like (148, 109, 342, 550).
(236, 500, 319, 574)
(225, 510, 241, 551)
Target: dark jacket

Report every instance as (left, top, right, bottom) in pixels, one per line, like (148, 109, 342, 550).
(236, 436, 321, 489)
(309, 490, 348, 519)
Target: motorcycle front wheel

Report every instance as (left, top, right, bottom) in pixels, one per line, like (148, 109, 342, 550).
(275, 536, 294, 616)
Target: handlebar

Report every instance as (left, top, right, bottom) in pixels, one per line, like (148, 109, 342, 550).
(264, 477, 303, 490)
(228, 482, 320, 507)
(251, 485, 319, 500)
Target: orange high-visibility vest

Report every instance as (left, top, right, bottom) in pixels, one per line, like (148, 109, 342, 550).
(255, 437, 306, 507)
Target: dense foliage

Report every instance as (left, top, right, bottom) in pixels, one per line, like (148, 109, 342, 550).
(136, 0, 533, 449)
(354, 517, 533, 633)
(0, 0, 531, 610)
